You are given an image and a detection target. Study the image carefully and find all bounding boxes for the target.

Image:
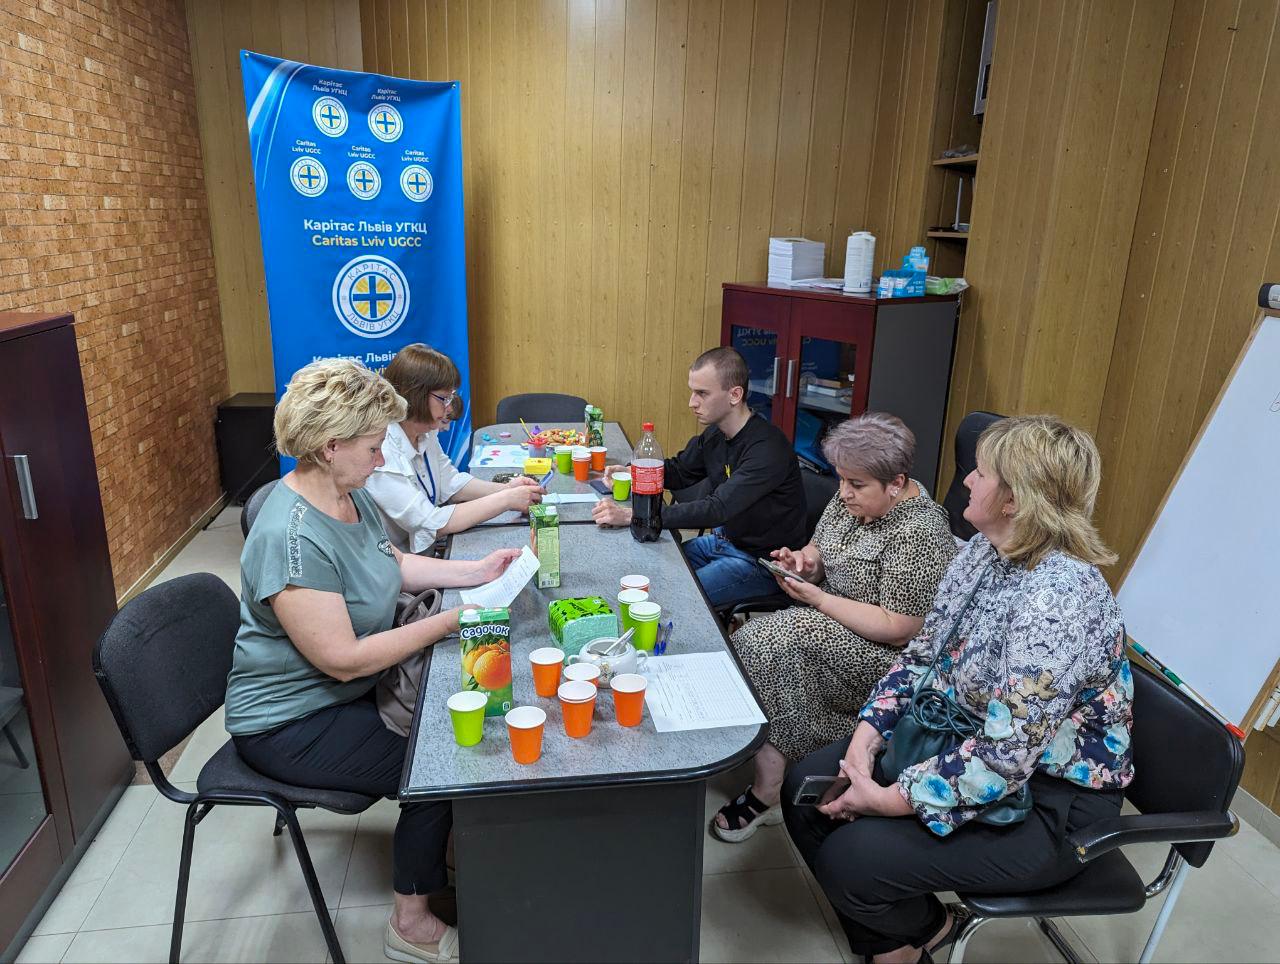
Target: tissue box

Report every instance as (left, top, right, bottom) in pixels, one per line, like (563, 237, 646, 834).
(523, 456, 553, 475)
(548, 597, 619, 657)
(878, 269, 926, 298)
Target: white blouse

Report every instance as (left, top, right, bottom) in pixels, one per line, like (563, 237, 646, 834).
(365, 422, 473, 553)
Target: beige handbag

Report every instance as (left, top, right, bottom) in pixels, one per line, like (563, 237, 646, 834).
(375, 587, 444, 737)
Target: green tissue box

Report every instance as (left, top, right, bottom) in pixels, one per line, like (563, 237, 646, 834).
(548, 597, 619, 657)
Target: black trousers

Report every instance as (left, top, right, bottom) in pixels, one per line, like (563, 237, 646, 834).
(782, 737, 1123, 956)
(235, 692, 451, 896)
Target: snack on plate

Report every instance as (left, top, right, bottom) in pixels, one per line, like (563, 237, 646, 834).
(528, 428, 584, 449)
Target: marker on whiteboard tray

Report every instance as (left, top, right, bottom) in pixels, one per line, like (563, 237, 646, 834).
(1127, 639, 1246, 739)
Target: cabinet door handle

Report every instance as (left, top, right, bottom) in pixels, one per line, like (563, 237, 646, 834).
(784, 359, 796, 399)
(770, 357, 780, 395)
(10, 455, 38, 520)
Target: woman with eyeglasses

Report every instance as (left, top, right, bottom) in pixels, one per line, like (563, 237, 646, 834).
(365, 344, 544, 552)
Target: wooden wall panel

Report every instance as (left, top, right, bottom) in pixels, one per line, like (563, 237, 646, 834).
(938, 0, 1172, 489)
(185, 0, 363, 394)
(368, 0, 951, 454)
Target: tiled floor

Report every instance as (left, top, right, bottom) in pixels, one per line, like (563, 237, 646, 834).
(14, 507, 1280, 963)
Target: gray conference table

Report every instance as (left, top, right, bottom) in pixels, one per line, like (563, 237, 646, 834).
(400, 522, 767, 962)
(466, 421, 634, 524)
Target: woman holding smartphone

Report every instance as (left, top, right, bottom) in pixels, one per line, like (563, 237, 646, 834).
(712, 413, 956, 842)
(782, 415, 1134, 964)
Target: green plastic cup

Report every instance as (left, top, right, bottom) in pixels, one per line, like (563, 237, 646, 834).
(627, 601, 661, 652)
(555, 445, 573, 474)
(448, 691, 487, 746)
(612, 470, 632, 500)
(617, 588, 648, 626)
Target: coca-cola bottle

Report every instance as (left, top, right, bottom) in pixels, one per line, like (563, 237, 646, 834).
(630, 422, 664, 543)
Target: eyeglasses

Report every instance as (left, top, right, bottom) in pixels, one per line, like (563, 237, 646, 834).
(431, 391, 459, 407)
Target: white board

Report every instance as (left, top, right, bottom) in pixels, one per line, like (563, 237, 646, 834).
(1117, 313, 1280, 730)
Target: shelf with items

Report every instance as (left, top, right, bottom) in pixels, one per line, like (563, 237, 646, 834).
(721, 283, 959, 493)
(932, 153, 979, 169)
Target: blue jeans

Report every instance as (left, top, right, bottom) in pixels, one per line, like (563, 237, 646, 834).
(682, 528, 781, 608)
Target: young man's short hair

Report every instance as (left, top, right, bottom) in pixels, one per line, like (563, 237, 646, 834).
(691, 346, 749, 395)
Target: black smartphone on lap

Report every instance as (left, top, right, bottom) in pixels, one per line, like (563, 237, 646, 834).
(792, 775, 851, 807)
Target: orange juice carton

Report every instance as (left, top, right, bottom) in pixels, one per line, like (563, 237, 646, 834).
(460, 607, 513, 717)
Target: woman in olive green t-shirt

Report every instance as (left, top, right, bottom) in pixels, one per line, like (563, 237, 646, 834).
(228, 359, 517, 964)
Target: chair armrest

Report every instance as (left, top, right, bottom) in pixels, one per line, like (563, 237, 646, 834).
(714, 596, 790, 620)
(1067, 810, 1238, 863)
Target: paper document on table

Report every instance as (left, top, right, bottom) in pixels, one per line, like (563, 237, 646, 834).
(470, 444, 527, 468)
(643, 652, 767, 732)
(543, 493, 599, 505)
(459, 545, 539, 608)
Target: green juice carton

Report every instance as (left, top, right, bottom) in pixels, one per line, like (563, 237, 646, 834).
(459, 608, 513, 717)
(529, 503, 560, 588)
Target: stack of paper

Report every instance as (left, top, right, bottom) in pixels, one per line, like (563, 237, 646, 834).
(768, 238, 825, 287)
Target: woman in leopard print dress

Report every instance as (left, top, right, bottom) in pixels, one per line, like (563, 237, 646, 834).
(712, 413, 957, 842)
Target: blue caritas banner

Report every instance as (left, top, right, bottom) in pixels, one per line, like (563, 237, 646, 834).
(240, 51, 472, 467)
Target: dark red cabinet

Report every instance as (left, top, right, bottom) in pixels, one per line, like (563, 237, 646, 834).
(721, 283, 960, 493)
(0, 312, 132, 953)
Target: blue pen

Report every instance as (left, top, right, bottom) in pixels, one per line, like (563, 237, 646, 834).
(539, 468, 554, 487)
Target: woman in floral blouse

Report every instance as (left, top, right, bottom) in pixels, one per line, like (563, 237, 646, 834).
(782, 415, 1135, 964)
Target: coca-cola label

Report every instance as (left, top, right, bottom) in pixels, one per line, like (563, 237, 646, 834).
(632, 458, 664, 495)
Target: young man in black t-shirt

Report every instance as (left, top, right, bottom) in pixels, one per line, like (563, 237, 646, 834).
(593, 347, 807, 607)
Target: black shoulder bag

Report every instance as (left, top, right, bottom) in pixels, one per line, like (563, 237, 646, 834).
(878, 567, 1034, 827)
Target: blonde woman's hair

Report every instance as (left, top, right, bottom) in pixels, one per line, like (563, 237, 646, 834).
(274, 358, 407, 467)
(977, 415, 1117, 570)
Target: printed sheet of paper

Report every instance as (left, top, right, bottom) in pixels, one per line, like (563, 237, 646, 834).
(470, 444, 528, 468)
(459, 545, 539, 608)
(643, 652, 767, 732)
(543, 492, 599, 505)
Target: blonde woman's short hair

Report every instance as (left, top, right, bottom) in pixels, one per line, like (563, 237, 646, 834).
(977, 414, 1117, 570)
(274, 358, 407, 467)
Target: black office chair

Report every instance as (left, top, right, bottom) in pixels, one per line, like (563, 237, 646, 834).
(942, 411, 1005, 540)
(240, 479, 279, 537)
(714, 466, 840, 626)
(949, 662, 1244, 963)
(92, 573, 376, 964)
(495, 392, 588, 424)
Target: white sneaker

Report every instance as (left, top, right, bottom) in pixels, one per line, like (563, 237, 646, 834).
(384, 919, 460, 963)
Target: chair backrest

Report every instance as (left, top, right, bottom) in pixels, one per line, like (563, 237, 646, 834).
(241, 478, 279, 537)
(1127, 662, 1245, 867)
(800, 467, 840, 541)
(942, 411, 1005, 540)
(92, 573, 240, 764)
(495, 392, 588, 424)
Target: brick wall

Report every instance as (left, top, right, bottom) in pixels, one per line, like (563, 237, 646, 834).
(0, 0, 228, 596)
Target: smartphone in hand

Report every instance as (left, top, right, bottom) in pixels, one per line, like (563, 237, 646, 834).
(757, 557, 801, 582)
(588, 478, 612, 495)
(792, 774, 851, 807)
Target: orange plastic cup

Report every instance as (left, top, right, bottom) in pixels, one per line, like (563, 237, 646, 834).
(589, 446, 607, 472)
(610, 673, 647, 727)
(563, 661, 601, 688)
(572, 449, 590, 482)
(529, 647, 565, 698)
(505, 706, 547, 764)
(558, 680, 597, 738)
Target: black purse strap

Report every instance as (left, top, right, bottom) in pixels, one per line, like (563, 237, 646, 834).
(906, 564, 993, 737)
